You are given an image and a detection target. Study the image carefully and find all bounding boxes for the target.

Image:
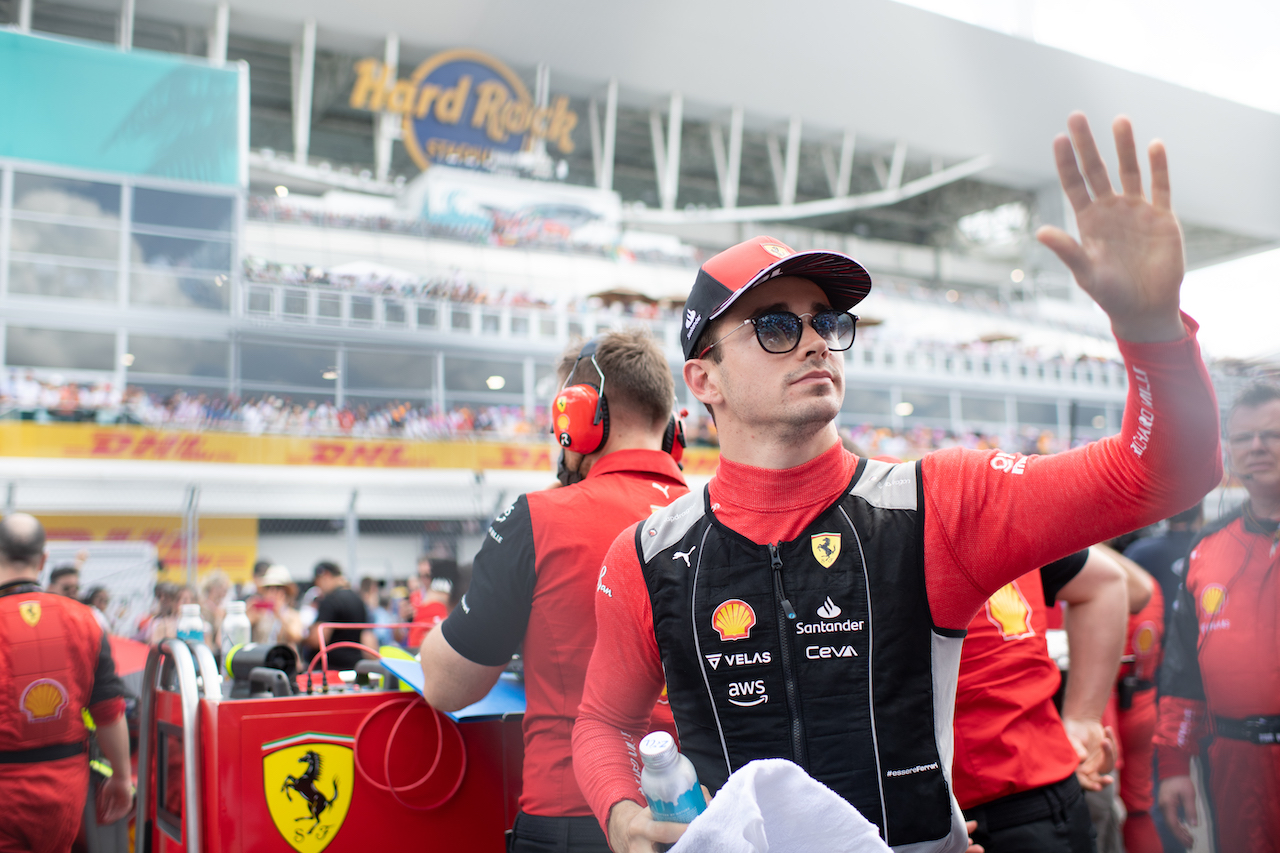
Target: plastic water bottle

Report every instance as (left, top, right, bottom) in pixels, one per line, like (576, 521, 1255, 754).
(640, 731, 707, 826)
(221, 601, 251, 658)
(176, 604, 205, 643)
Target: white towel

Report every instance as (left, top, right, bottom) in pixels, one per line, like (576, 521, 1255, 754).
(669, 759, 892, 853)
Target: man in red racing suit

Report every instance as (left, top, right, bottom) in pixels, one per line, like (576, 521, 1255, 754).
(1155, 381, 1280, 852)
(0, 513, 132, 853)
(572, 114, 1222, 853)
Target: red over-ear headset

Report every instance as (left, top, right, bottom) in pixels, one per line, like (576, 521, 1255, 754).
(552, 340, 689, 466)
(663, 408, 688, 468)
(552, 340, 610, 455)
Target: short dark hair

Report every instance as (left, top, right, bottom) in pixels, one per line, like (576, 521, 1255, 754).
(314, 560, 343, 578)
(49, 564, 79, 584)
(1228, 380, 1280, 426)
(557, 328, 675, 429)
(0, 514, 46, 567)
(253, 559, 272, 577)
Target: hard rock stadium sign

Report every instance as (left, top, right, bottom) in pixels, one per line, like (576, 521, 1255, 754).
(349, 48, 579, 172)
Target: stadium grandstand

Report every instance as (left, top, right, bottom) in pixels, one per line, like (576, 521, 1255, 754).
(2, 0, 1277, 596)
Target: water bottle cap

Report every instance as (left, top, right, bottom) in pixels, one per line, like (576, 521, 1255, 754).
(181, 604, 202, 618)
(226, 600, 247, 614)
(638, 731, 677, 764)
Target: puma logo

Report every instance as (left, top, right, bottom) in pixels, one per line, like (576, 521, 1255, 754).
(673, 547, 696, 567)
(652, 482, 671, 499)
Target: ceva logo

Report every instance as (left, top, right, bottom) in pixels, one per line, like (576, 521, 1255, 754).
(349, 49, 578, 172)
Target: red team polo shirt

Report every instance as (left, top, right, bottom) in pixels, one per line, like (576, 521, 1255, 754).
(951, 559, 1087, 808)
(439, 449, 687, 817)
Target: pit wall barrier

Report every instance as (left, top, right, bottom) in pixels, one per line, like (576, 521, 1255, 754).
(0, 422, 721, 475)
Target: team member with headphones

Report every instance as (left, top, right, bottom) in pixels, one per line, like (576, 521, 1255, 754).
(418, 328, 688, 853)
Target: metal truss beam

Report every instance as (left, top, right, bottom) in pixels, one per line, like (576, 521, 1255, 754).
(622, 153, 992, 225)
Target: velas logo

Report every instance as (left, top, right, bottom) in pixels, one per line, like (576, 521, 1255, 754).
(20, 678, 67, 723)
(348, 49, 578, 172)
(712, 599, 756, 641)
(811, 533, 840, 568)
(262, 733, 354, 853)
(985, 581, 1034, 640)
(1200, 584, 1227, 617)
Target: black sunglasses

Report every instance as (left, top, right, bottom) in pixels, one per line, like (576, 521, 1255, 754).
(699, 310, 858, 358)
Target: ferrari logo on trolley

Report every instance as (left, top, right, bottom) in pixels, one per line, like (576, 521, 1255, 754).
(811, 533, 841, 568)
(262, 733, 355, 853)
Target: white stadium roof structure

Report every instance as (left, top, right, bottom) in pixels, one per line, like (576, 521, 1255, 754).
(7, 0, 1277, 277)
(6, 0, 1266, 564)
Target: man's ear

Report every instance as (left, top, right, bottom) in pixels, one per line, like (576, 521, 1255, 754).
(684, 358, 724, 409)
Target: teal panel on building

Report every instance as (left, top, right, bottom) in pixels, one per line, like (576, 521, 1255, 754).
(0, 31, 240, 185)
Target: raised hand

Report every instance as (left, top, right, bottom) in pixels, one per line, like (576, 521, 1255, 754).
(1037, 113, 1186, 343)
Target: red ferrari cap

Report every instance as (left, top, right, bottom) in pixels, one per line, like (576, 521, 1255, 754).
(680, 235, 872, 359)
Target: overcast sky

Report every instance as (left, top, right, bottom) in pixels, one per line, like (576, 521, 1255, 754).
(894, 0, 1280, 362)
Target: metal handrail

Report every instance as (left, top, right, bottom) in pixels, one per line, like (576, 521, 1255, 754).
(192, 644, 221, 706)
(134, 640, 204, 853)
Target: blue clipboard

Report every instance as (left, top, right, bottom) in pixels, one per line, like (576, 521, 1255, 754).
(379, 657, 526, 721)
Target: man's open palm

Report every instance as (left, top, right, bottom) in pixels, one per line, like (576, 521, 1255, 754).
(1038, 113, 1185, 343)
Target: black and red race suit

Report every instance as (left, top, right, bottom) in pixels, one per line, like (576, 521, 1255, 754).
(0, 583, 125, 853)
(1155, 507, 1280, 852)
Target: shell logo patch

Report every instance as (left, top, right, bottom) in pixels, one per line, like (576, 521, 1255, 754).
(712, 599, 756, 642)
(20, 678, 68, 723)
(985, 582, 1034, 640)
(761, 243, 792, 260)
(811, 533, 841, 568)
(18, 600, 41, 627)
(556, 413, 571, 432)
(1200, 584, 1227, 617)
(1133, 621, 1157, 655)
(262, 734, 355, 853)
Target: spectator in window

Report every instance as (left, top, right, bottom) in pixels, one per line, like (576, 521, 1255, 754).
(308, 562, 374, 670)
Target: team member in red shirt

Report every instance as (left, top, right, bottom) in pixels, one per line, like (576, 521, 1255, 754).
(572, 113, 1222, 853)
(1156, 381, 1280, 852)
(1116, 579, 1163, 853)
(953, 548, 1128, 852)
(0, 513, 133, 853)
(418, 330, 689, 853)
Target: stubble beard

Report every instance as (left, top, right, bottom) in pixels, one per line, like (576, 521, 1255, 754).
(725, 357, 844, 445)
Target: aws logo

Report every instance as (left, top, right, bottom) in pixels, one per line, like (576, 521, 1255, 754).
(349, 49, 578, 172)
(727, 679, 768, 707)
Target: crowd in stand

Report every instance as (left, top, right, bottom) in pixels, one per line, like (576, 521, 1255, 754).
(4, 371, 1091, 454)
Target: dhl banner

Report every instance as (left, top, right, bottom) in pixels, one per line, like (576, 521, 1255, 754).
(0, 422, 721, 476)
(38, 514, 257, 583)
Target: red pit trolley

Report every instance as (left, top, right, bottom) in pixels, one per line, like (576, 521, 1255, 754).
(133, 632, 525, 853)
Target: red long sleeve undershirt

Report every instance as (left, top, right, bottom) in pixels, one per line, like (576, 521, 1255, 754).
(573, 315, 1222, 831)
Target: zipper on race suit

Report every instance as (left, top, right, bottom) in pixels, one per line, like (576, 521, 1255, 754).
(769, 542, 806, 767)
